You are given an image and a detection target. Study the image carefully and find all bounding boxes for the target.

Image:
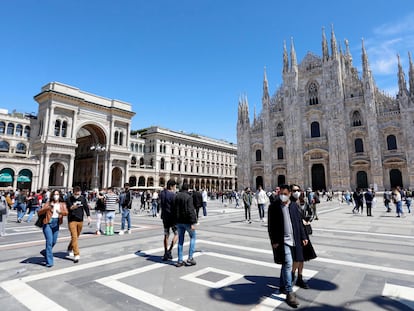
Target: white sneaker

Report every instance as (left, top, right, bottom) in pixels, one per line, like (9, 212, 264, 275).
(119, 230, 124, 235)
(74, 255, 80, 263)
(127, 229, 132, 234)
(68, 251, 74, 257)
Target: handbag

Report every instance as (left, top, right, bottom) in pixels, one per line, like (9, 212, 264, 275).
(304, 223, 313, 235)
(35, 213, 45, 228)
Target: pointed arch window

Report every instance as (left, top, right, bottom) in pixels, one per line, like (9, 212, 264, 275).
(276, 123, 284, 137)
(387, 135, 397, 150)
(352, 111, 362, 126)
(277, 147, 284, 160)
(354, 138, 364, 153)
(308, 82, 319, 105)
(311, 122, 321, 137)
(255, 149, 262, 162)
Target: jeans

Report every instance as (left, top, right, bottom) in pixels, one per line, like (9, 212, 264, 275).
(176, 223, 196, 262)
(202, 202, 207, 216)
(280, 244, 294, 293)
(121, 208, 131, 230)
(42, 218, 60, 266)
(244, 204, 251, 221)
(152, 201, 158, 216)
(67, 221, 83, 256)
(26, 206, 40, 222)
(16, 203, 27, 221)
(258, 203, 265, 220)
(396, 201, 403, 216)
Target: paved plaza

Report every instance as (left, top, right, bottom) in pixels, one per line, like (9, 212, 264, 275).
(0, 198, 413, 310)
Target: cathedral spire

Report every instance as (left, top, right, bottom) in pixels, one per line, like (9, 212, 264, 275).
(330, 24, 338, 60)
(397, 54, 408, 97)
(262, 66, 270, 104)
(283, 40, 289, 73)
(322, 27, 329, 61)
(290, 37, 297, 72)
(409, 52, 414, 97)
(361, 38, 370, 79)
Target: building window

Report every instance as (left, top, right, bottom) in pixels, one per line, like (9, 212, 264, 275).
(160, 158, 165, 170)
(0, 140, 9, 152)
(352, 111, 362, 126)
(139, 157, 144, 166)
(131, 156, 137, 165)
(114, 131, 119, 145)
(310, 122, 320, 138)
(277, 147, 284, 160)
(0, 122, 5, 134)
(24, 126, 31, 138)
(15, 124, 23, 136)
(355, 138, 364, 153)
(54, 120, 60, 136)
(255, 149, 262, 162)
(308, 82, 319, 105)
(119, 132, 124, 146)
(61, 121, 67, 137)
(7, 123, 14, 135)
(276, 123, 284, 137)
(387, 135, 397, 150)
(16, 142, 26, 154)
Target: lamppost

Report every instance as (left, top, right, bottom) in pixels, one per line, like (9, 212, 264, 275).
(90, 144, 105, 191)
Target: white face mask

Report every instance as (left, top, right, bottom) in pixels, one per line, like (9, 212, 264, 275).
(280, 194, 289, 202)
(53, 195, 60, 201)
(292, 191, 301, 199)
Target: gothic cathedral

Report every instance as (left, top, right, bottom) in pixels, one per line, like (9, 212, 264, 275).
(237, 27, 414, 192)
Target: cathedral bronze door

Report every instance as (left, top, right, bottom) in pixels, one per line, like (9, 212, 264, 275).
(311, 164, 326, 191)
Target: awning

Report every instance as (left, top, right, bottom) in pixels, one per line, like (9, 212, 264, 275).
(0, 173, 12, 182)
(17, 175, 31, 182)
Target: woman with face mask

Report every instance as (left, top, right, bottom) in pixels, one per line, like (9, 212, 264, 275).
(37, 189, 68, 267)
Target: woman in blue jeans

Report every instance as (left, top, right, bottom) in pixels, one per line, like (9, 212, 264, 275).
(38, 190, 68, 267)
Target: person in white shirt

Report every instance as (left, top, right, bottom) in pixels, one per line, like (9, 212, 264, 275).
(151, 190, 159, 217)
(201, 189, 208, 216)
(256, 185, 268, 222)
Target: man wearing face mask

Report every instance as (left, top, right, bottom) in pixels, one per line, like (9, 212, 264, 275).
(268, 184, 308, 308)
(66, 186, 91, 263)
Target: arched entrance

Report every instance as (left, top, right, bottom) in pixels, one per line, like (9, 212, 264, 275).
(49, 163, 65, 187)
(356, 171, 368, 189)
(111, 167, 122, 188)
(277, 175, 286, 186)
(390, 169, 403, 188)
(74, 125, 106, 190)
(18, 169, 32, 190)
(0, 168, 14, 188)
(311, 164, 326, 191)
(256, 176, 263, 189)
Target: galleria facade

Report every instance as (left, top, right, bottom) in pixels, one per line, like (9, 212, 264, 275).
(0, 82, 237, 192)
(237, 27, 414, 192)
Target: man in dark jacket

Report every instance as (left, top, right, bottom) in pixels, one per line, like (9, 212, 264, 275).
(67, 186, 91, 263)
(173, 182, 197, 267)
(268, 184, 308, 308)
(192, 188, 203, 224)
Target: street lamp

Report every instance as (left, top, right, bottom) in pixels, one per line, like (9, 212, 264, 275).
(90, 144, 106, 190)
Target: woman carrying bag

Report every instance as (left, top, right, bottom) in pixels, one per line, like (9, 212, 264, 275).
(38, 190, 68, 267)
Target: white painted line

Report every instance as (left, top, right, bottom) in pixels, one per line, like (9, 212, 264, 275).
(1, 279, 67, 311)
(96, 278, 194, 311)
(100, 262, 165, 281)
(382, 283, 414, 309)
(181, 267, 243, 288)
(315, 228, 414, 239)
(315, 257, 414, 276)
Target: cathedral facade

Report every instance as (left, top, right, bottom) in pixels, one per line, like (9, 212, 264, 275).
(237, 27, 414, 192)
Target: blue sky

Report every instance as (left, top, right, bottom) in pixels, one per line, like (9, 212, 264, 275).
(1, 1, 414, 143)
